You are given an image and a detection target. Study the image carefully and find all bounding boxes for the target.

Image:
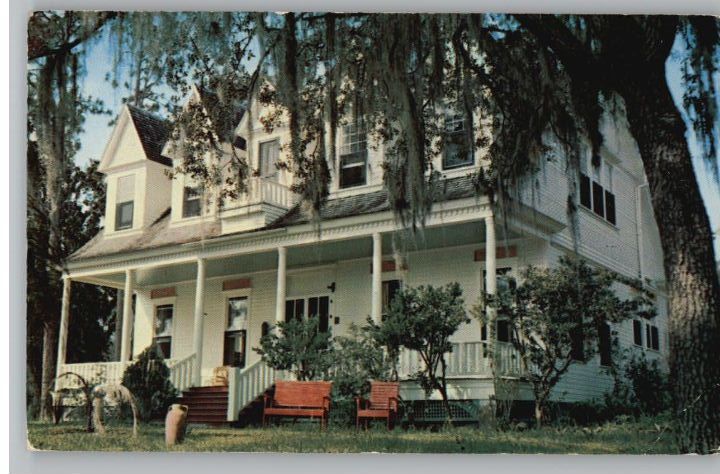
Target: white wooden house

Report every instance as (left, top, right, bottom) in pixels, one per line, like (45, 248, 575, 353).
(55, 85, 669, 423)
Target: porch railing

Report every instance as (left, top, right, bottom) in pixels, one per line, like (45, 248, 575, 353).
(226, 359, 279, 421)
(167, 352, 197, 393)
(55, 361, 132, 391)
(56, 353, 199, 393)
(396, 341, 524, 380)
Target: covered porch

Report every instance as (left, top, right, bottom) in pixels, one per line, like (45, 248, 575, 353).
(57, 199, 552, 419)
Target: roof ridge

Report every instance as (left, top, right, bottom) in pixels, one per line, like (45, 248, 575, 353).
(126, 103, 168, 124)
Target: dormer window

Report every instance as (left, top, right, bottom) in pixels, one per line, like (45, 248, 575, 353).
(182, 186, 202, 218)
(259, 139, 280, 179)
(442, 111, 473, 170)
(115, 175, 135, 231)
(339, 122, 368, 188)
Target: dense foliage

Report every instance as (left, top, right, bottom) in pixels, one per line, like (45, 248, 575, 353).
(254, 317, 334, 381)
(120, 347, 177, 421)
(489, 256, 653, 426)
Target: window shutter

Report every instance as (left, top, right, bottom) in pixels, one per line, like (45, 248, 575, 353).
(651, 326, 660, 350)
(646, 324, 652, 349)
(599, 323, 612, 366)
(605, 191, 616, 225)
(633, 320, 643, 345)
(580, 174, 591, 208)
(116, 175, 135, 203)
(592, 181, 605, 217)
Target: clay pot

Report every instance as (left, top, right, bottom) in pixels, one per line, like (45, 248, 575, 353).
(165, 404, 188, 446)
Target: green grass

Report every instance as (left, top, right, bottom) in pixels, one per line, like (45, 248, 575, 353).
(27, 418, 677, 454)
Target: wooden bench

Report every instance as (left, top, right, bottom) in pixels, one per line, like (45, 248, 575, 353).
(356, 381, 400, 430)
(263, 381, 332, 428)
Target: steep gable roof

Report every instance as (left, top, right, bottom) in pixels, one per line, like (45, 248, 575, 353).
(126, 105, 172, 167)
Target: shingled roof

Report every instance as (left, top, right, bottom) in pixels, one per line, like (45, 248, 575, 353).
(126, 105, 172, 167)
(270, 174, 481, 227)
(70, 175, 482, 262)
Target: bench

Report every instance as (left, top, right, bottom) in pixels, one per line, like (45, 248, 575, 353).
(356, 381, 400, 430)
(263, 381, 332, 428)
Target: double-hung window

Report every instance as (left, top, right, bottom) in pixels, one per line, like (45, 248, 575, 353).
(442, 111, 473, 170)
(259, 139, 280, 179)
(153, 304, 173, 359)
(339, 122, 368, 188)
(182, 186, 202, 218)
(579, 159, 617, 226)
(645, 322, 660, 351)
(115, 175, 135, 230)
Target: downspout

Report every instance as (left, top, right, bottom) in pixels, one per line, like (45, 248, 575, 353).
(635, 182, 649, 283)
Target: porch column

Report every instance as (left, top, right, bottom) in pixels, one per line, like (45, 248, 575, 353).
(120, 269, 135, 362)
(54, 277, 72, 390)
(485, 214, 497, 296)
(114, 289, 124, 361)
(192, 258, 207, 387)
(275, 246, 287, 324)
(371, 232, 382, 324)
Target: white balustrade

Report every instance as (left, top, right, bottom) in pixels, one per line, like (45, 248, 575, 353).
(228, 177, 296, 210)
(396, 341, 524, 380)
(227, 360, 279, 421)
(167, 353, 197, 392)
(55, 361, 132, 390)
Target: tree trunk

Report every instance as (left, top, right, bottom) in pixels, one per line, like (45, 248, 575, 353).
(39, 321, 58, 420)
(534, 400, 544, 427)
(619, 69, 720, 454)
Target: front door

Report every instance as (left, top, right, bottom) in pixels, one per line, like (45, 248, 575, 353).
(285, 295, 331, 332)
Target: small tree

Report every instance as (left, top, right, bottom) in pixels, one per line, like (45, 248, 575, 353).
(332, 324, 393, 399)
(121, 346, 177, 421)
(381, 282, 469, 423)
(254, 317, 334, 381)
(493, 256, 652, 426)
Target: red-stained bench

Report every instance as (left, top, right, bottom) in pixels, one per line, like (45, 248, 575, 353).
(263, 381, 332, 428)
(356, 381, 400, 430)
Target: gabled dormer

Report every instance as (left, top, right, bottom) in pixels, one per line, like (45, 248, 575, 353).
(98, 105, 172, 236)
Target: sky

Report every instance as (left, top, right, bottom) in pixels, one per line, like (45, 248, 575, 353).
(71, 21, 720, 255)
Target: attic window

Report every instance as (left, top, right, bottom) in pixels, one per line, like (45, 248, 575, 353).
(259, 139, 279, 179)
(115, 175, 135, 230)
(183, 186, 202, 218)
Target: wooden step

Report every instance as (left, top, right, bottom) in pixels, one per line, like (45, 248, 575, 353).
(188, 385, 229, 393)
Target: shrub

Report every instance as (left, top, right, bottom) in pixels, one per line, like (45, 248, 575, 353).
(604, 352, 670, 419)
(254, 317, 334, 381)
(120, 346, 177, 421)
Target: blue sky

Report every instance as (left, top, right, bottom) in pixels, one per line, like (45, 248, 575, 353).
(72, 25, 720, 254)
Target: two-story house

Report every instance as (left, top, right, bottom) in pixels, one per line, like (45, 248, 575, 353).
(55, 85, 669, 424)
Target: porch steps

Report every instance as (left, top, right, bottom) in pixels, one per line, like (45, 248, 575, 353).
(175, 385, 229, 426)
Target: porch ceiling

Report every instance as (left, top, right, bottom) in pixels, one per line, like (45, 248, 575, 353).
(83, 219, 521, 289)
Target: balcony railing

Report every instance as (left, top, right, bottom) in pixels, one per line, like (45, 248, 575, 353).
(225, 177, 296, 211)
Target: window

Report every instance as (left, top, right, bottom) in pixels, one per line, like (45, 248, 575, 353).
(580, 162, 617, 225)
(285, 298, 305, 322)
(633, 319, 644, 346)
(381, 280, 402, 319)
(182, 186, 202, 218)
(153, 304, 173, 358)
(224, 297, 249, 368)
(261, 321, 270, 337)
(599, 322, 612, 366)
(115, 201, 134, 230)
(115, 175, 135, 230)
(496, 319, 512, 343)
(646, 322, 660, 351)
(339, 123, 368, 188)
(259, 139, 280, 179)
(442, 111, 473, 170)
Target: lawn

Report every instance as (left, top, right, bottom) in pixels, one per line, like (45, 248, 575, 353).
(27, 418, 677, 454)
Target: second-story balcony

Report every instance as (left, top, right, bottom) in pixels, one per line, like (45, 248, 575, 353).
(220, 177, 298, 234)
